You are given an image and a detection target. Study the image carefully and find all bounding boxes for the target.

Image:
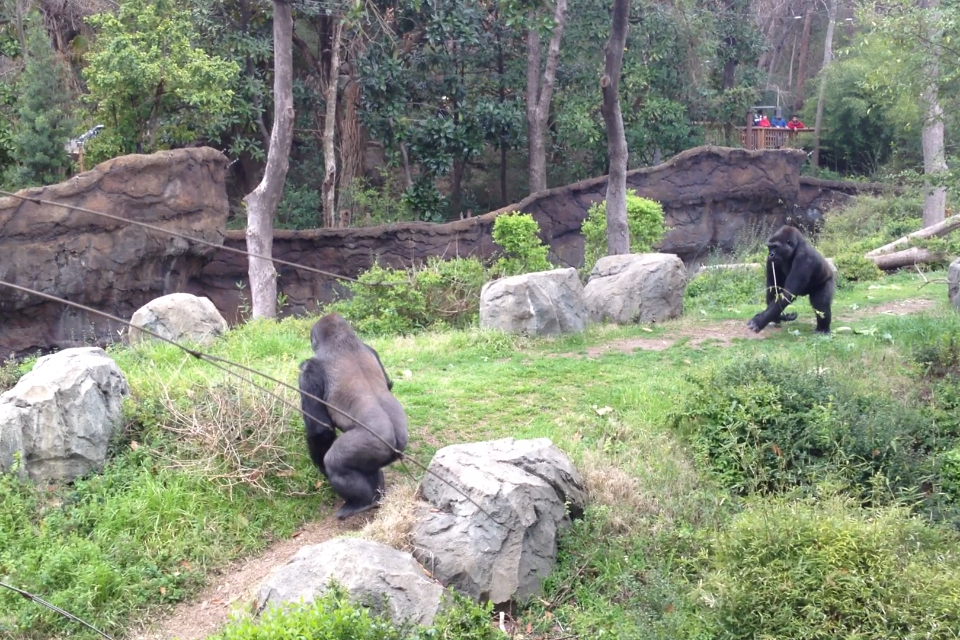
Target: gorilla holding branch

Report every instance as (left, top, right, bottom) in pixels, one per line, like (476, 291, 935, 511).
(747, 225, 835, 335)
(298, 313, 408, 520)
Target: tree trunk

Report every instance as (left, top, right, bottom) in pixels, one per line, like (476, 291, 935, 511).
(787, 30, 798, 90)
(793, 3, 814, 112)
(920, 0, 946, 228)
(870, 247, 943, 270)
(601, 0, 630, 256)
(811, 0, 837, 168)
(497, 20, 508, 205)
(322, 16, 344, 228)
(526, 0, 568, 195)
(243, 0, 294, 320)
(865, 213, 960, 257)
(14, 0, 28, 63)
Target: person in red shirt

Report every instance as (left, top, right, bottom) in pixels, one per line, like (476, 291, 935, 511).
(787, 115, 805, 129)
(758, 114, 771, 127)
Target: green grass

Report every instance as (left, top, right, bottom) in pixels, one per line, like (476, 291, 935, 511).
(2, 219, 960, 639)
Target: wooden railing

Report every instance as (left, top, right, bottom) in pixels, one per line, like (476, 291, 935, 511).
(739, 126, 813, 150)
(697, 123, 813, 150)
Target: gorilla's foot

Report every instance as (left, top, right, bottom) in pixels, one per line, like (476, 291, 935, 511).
(336, 501, 378, 520)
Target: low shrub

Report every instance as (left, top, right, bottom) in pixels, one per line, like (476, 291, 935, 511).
(816, 193, 923, 258)
(330, 256, 489, 335)
(684, 266, 764, 311)
(675, 497, 960, 640)
(206, 586, 502, 640)
(491, 212, 553, 276)
(581, 191, 666, 274)
(833, 252, 883, 285)
(670, 355, 947, 503)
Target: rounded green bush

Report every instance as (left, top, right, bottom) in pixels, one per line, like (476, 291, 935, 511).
(677, 497, 960, 640)
(581, 191, 666, 274)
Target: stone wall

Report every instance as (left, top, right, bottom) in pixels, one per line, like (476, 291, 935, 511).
(195, 146, 810, 320)
(0, 147, 230, 357)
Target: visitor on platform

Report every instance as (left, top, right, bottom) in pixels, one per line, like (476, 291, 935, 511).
(771, 114, 787, 127)
(758, 113, 771, 127)
(787, 115, 805, 129)
(752, 111, 762, 125)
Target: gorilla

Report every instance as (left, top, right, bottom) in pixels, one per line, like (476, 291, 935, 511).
(298, 313, 408, 519)
(747, 225, 835, 335)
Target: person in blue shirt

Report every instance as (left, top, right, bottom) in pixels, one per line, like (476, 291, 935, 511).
(771, 114, 787, 127)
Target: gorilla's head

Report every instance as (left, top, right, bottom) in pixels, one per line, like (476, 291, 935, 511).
(310, 313, 357, 351)
(766, 225, 804, 264)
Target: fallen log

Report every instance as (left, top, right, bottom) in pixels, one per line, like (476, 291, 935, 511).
(870, 247, 944, 271)
(865, 213, 960, 258)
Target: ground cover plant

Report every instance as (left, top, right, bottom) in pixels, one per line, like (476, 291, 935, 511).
(3, 196, 960, 639)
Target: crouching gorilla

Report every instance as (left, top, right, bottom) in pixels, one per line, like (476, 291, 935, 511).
(747, 225, 835, 335)
(298, 313, 408, 519)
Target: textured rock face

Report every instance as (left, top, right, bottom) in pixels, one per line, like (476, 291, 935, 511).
(256, 538, 446, 626)
(412, 438, 587, 606)
(584, 253, 687, 324)
(479, 268, 588, 336)
(0, 147, 230, 358)
(196, 146, 815, 320)
(949, 259, 960, 310)
(0, 347, 130, 482)
(129, 293, 228, 346)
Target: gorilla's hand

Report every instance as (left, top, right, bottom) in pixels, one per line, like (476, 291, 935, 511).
(747, 315, 764, 333)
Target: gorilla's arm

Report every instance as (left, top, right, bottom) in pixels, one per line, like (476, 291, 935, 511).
(748, 255, 815, 332)
(365, 344, 393, 391)
(299, 358, 337, 477)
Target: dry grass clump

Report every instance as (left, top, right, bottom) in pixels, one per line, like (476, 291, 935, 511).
(578, 450, 663, 535)
(360, 478, 422, 552)
(157, 379, 299, 495)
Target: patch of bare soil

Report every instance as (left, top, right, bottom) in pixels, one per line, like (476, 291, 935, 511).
(839, 297, 936, 321)
(584, 320, 769, 357)
(132, 513, 370, 640)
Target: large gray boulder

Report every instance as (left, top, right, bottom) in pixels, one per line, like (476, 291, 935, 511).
(0, 347, 130, 482)
(256, 538, 446, 626)
(412, 438, 587, 606)
(584, 253, 686, 324)
(480, 268, 588, 336)
(129, 292, 228, 346)
(950, 259, 960, 310)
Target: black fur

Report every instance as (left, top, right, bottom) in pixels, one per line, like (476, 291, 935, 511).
(747, 225, 835, 335)
(298, 313, 408, 519)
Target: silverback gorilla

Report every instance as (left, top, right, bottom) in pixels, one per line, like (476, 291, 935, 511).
(747, 225, 835, 335)
(298, 313, 408, 519)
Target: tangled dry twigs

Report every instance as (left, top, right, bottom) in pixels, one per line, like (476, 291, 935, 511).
(156, 380, 302, 496)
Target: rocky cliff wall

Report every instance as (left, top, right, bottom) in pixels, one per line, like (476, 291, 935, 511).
(195, 146, 810, 320)
(0, 147, 230, 357)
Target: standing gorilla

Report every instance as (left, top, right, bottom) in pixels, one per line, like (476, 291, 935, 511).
(298, 313, 408, 519)
(747, 225, 835, 334)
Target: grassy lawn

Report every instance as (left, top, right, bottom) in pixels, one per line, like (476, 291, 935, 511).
(2, 245, 959, 638)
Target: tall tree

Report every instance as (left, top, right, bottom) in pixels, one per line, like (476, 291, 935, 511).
(526, 0, 568, 194)
(792, 0, 813, 112)
(811, 0, 837, 168)
(919, 0, 946, 227)
(322, 15, 343, 228)
(3, 16, 74, 189)
(244, 0, 294, 319)
(601, 0, 630, 255)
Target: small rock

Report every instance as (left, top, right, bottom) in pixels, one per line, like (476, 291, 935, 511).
(0, 347, 130, 482)
(949, 258, 960, 310)
(256, 538, 446, 626)
(480, 268, 588, 336)
(129, 293, 228, 346)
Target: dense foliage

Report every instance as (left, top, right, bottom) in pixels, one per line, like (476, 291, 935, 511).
(580, 192, 666, 273)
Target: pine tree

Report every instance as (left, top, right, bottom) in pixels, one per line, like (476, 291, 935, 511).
(3, 18, 74, 189)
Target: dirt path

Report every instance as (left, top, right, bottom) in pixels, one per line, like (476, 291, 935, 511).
(581, 298, 939, 357)
(132, 514, 370, 640)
